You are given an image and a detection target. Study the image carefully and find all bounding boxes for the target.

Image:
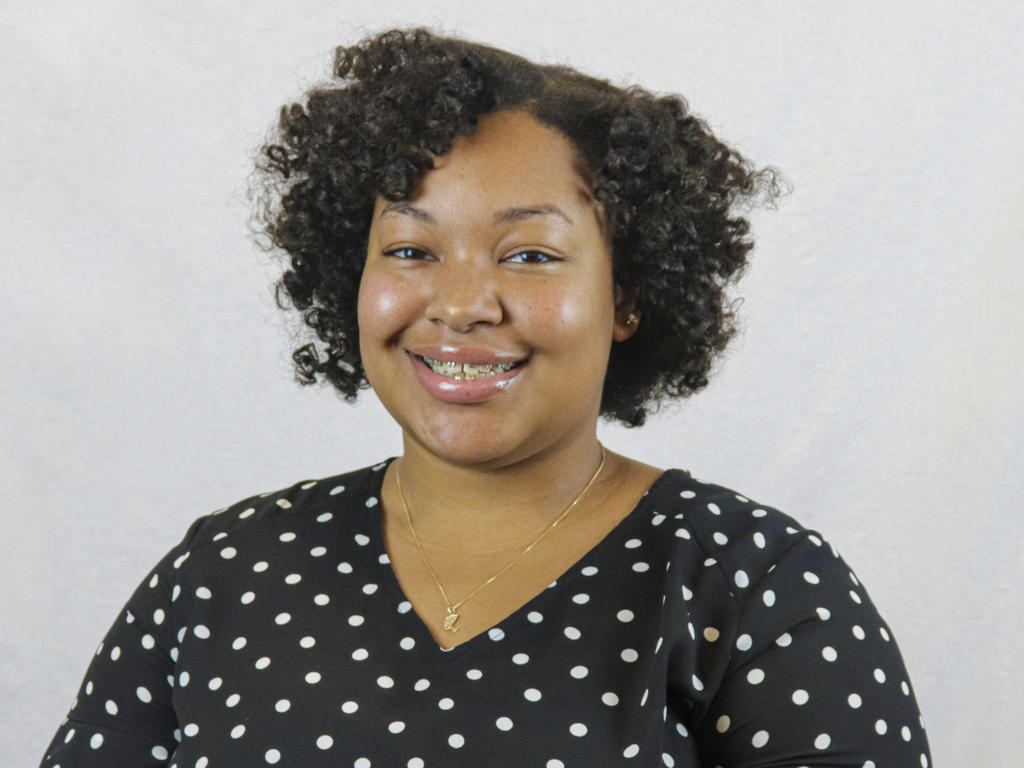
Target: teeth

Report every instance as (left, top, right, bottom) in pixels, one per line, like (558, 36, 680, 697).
(421, 356, 517, 379)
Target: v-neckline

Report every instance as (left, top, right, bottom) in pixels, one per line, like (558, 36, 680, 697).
(364, 456, 679, 659)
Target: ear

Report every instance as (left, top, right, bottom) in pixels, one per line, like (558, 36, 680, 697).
(612, 284, 640, 342)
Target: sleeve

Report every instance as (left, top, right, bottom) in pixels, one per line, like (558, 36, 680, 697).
(38, 515, 210, 768)
(696, 532, 932, 768)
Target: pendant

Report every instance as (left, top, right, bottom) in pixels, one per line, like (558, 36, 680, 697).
(443, 608, 460, 633)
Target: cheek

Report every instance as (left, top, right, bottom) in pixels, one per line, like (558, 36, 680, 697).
(357, 271, 420, 339)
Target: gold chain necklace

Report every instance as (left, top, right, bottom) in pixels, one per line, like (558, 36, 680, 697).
(394, 444, 607, 634)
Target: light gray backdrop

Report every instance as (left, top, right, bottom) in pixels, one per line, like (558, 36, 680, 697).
(3, 1, 1022, 765)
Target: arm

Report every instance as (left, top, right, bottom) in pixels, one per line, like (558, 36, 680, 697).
(39, 515, 208, 767)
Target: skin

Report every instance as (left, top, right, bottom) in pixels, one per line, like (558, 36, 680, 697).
(357, 109, 664, 647)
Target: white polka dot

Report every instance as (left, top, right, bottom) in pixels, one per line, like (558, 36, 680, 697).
(305, 671, 322, 684)
(495, 716, 514, 731)
(438, 697, 454, 710)
(137, 686, 152, 703)
(632, 561, 650, 572)
(255, 657, 271, 669)
(264, 749, 280, 764)
(803, 571, 820, 584)
(902, 681, 911, 695)
(285, 573, 301, 585)
(572, 593, 590, 605)
(815, 733, 831, 749)
(279, 532, 296, 542)
(184, 723, 199, 737)
(400, 637, 415, 650)
(601, 691, 619, 706)
(275, 612, 291, 625)
(564, 626, 582, 640)
(581, 566, 598, 576)
(663, 753, 675, 767)
(816, 607, 831, 620)
(313, 593, 330, 606)
(753, 531, 766, 548)
(512, 653, 530, 665)
(675, 722, 688, 737)
(389, 720, 406, 734)
(414, 678, 430, 691)
(707, 502, 721, 515)
(219, 547, 237, 559)
(715, 715, 730, 733)
(195, 586, 212, 599)
(309, 546, 327, 557)
(848, 693, 863, 708)
(616, 609, 635, 623)
(316, 734, 333, 749)
(230, 725, 245, 739)
(448, 733, 464, 748)
(408, 759, 424, 768)
(527, 611, 544, 623)
(734, 570, 750, 588)
(791, 688, 810, 705)
(193, 625, 210, 639)
(362, 583, 379, 594)
(354, 759, 370, 768)
(337, 562, 353, 574)
(316, 511, 333, 523)
(274, 699, 290, 713)
(104, 699, 118, 715)
(341, 700, 359, 714)
(352, 648, 369, 661)
(240, 592, 255, 605)
(348, 615, 365, 626)
(752, 730, 769, 748)
(762, 589, 776, 607)
(850, 590, 863, 604)
(713, 532, 728, 545)
(623, 743, 640, 758)
(208, 677, 222, 690)
(691, 674, 704, 691)
(822, 646, 838, 662)
(681, 585, 693, 600)
(253, 560, 268, 572)
(152, 745, 169, 759)
(524, 687, 542, 701)
(880, 626, 891, 641)
(141, 634, 155, 649)
(570, 665, 588, 679)
(874, 668, 887, 683)
(675, 528, 691, 539)
(225, 693, 241, 707)
(747, 668, 765, 685)
(875, 719, 888, 735)
(377, 676, 394, 689)
(354, 533, 370, 545)
(179, 671, 190, 687)
(300, 636, 316, 648)
(621, 648, 639, 663)
(902, 726, 912, 741)
(466, 668, 483, 680)
(569, 722, 588, 737)
(488, 627, 505, 641)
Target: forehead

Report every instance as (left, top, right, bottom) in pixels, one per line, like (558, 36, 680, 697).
(374, 110, 601, 228)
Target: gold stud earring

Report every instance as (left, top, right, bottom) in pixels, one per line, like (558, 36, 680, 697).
(625, 313, 639, 328)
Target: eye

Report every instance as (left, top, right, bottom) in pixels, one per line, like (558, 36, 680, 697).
(503, 250, 561, 264)
(383, 246, 430, 260)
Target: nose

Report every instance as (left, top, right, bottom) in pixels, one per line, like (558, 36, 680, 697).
(425, 258, 504, 332)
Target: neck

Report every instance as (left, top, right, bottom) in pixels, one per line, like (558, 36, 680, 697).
(386, 434, 615, 550)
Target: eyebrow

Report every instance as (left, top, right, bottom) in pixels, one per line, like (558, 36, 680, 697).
(380, 202, 574, 226)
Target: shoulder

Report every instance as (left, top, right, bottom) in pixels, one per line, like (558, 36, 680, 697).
(648, 469, 849, 607)
(176, 458, 394, 554)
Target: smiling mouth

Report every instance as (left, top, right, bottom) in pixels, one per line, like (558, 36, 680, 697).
(417, 355, 526, 380)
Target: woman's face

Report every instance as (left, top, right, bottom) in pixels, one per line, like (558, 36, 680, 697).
(358, 110, 635, 467)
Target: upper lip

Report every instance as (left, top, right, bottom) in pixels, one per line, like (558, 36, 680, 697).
(406, 345, 528, 365)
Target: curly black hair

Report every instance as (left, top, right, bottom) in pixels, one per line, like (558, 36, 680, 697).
(253, 27, 783, 427)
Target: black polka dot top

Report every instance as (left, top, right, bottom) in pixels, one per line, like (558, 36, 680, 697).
(40, 459, 932, 767)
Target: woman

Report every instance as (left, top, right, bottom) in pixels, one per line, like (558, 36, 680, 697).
(40, 27, 931, 767)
